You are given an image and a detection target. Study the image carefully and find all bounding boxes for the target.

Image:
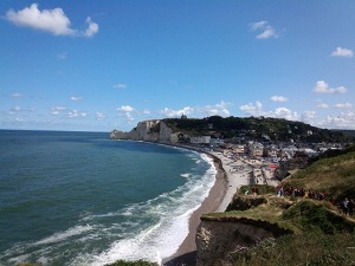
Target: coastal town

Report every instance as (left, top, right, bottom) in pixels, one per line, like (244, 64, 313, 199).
(110, 117, 350, 204)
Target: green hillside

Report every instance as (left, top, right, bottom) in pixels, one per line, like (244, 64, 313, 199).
(204, 147, 355, 265)
(163, 116, 354, 143)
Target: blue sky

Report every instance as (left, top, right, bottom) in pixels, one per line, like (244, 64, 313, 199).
(1, 1, 355, 132)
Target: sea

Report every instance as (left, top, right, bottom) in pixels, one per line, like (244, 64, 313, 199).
(0, 130, 216, 266)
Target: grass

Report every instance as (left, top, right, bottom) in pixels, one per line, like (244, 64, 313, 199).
(204, 148, 355, 265)
(284, 151, 355, 201)
(224, 231, 355, 266)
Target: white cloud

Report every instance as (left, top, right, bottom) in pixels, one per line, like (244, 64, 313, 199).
(317, 103, 329, 109)
(84, 17, 99, 38)
(143, 109, 151, 115)
(239, 101, 301, 121)
(301, 111, 316, 122)
(334, 103, 353, 109)
(68, 109, 86, 118)
(250, 21, 278, 39)
(331, 47, 353, 58)
(314, 80, 347, 94)
(51, 106, 66, 115)
(239, 101, 263, 115)
(160, 106, 194, 118)
(320, 112, 355, 129)
(5, 3, 76, 36)
(271, 95, 288, 102)
(273, 107, 300, 121)
(70, 96, 82, 102)
(113, 83, 127, 89)
(11, 92, 23, 98)
(118, 105, 134, 113)
(117, 105, 135, 121)
(201, 101, 231, 117)
(96, 112, 106, 120)
(5, 3, 98, 38)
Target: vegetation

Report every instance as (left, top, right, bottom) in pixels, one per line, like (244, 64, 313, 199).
(284, 150, 355, 201)
(223, 232, 355, 266)
(203, 148, 355, 265)
(163, 116, 355, 142)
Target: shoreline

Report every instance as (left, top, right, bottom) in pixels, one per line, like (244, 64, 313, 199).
(163, 148, 252, 265)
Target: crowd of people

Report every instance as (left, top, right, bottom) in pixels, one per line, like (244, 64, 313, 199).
(276, 186, 326, 200)
(241, 185, 354, 216)
(276, 185, 354, 216)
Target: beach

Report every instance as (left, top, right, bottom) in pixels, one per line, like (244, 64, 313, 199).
(163, 150, 253, 265)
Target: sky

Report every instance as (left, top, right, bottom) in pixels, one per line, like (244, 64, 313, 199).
(1, 1, 355, 132)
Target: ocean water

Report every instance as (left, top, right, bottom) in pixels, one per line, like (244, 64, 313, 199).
(0, 130, 216, 266)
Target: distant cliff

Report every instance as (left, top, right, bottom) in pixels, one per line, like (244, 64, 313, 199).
(111, 116, 355, 144)
(110, 120, 174, 143)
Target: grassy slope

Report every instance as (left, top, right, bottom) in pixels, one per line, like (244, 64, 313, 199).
(284, 151, 355, 201)
(203, 150, 355, 265)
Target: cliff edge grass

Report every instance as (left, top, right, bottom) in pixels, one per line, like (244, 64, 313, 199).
(197, 148, 355, 266)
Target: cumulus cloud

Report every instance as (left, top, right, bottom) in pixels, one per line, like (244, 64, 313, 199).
(5, 3, 98, 38)
(83, 17, 99, 38)
(331, 47, 353, 58)
(68, 109, 86, 118)
(200, 101, 231, 117)
(159, 101, 231, 119)
(250, 21, 278, 39)
(317, 103, 329, 109)
(314, 80, 347, 94)
(320, 112, 355, 129)
(51, 106, 66, 115)
(143, 109, 151, 115)
(271, 95, 288, 102)
(160, 106, 194, 118)
(70, 96, 82, 102)
(273, 107, 300, 121)
(113, 83, 127, 89)
(118, 105, 134, 113)
(334, 103, 353, 109)
(239, 101, 302, 121)
(117, 105, 135, 121)
(239, 101, 263, 115)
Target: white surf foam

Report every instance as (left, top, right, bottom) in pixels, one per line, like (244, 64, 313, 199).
(34, 224, 94, 245)
(89, 152, 216, 266)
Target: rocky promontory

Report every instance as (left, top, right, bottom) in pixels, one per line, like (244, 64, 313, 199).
(110, 120, 176, 143)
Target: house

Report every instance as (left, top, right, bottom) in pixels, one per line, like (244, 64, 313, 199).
(250, 142, 264, 157)
(190, 136, 211, 144)
(235, 144, 246, 155)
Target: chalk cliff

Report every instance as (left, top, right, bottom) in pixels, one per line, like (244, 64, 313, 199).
(110, 120, 174, 143)
(195, 216, 292, 266)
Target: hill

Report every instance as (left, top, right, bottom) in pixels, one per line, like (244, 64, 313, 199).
(197, 147, 355, 266)
(164, 116, 354, 143)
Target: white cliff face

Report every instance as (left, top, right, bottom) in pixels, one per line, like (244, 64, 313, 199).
(110, 120, 174, 143)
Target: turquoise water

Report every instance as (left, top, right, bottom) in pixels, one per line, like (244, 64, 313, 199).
(0, 130, 216, 265)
